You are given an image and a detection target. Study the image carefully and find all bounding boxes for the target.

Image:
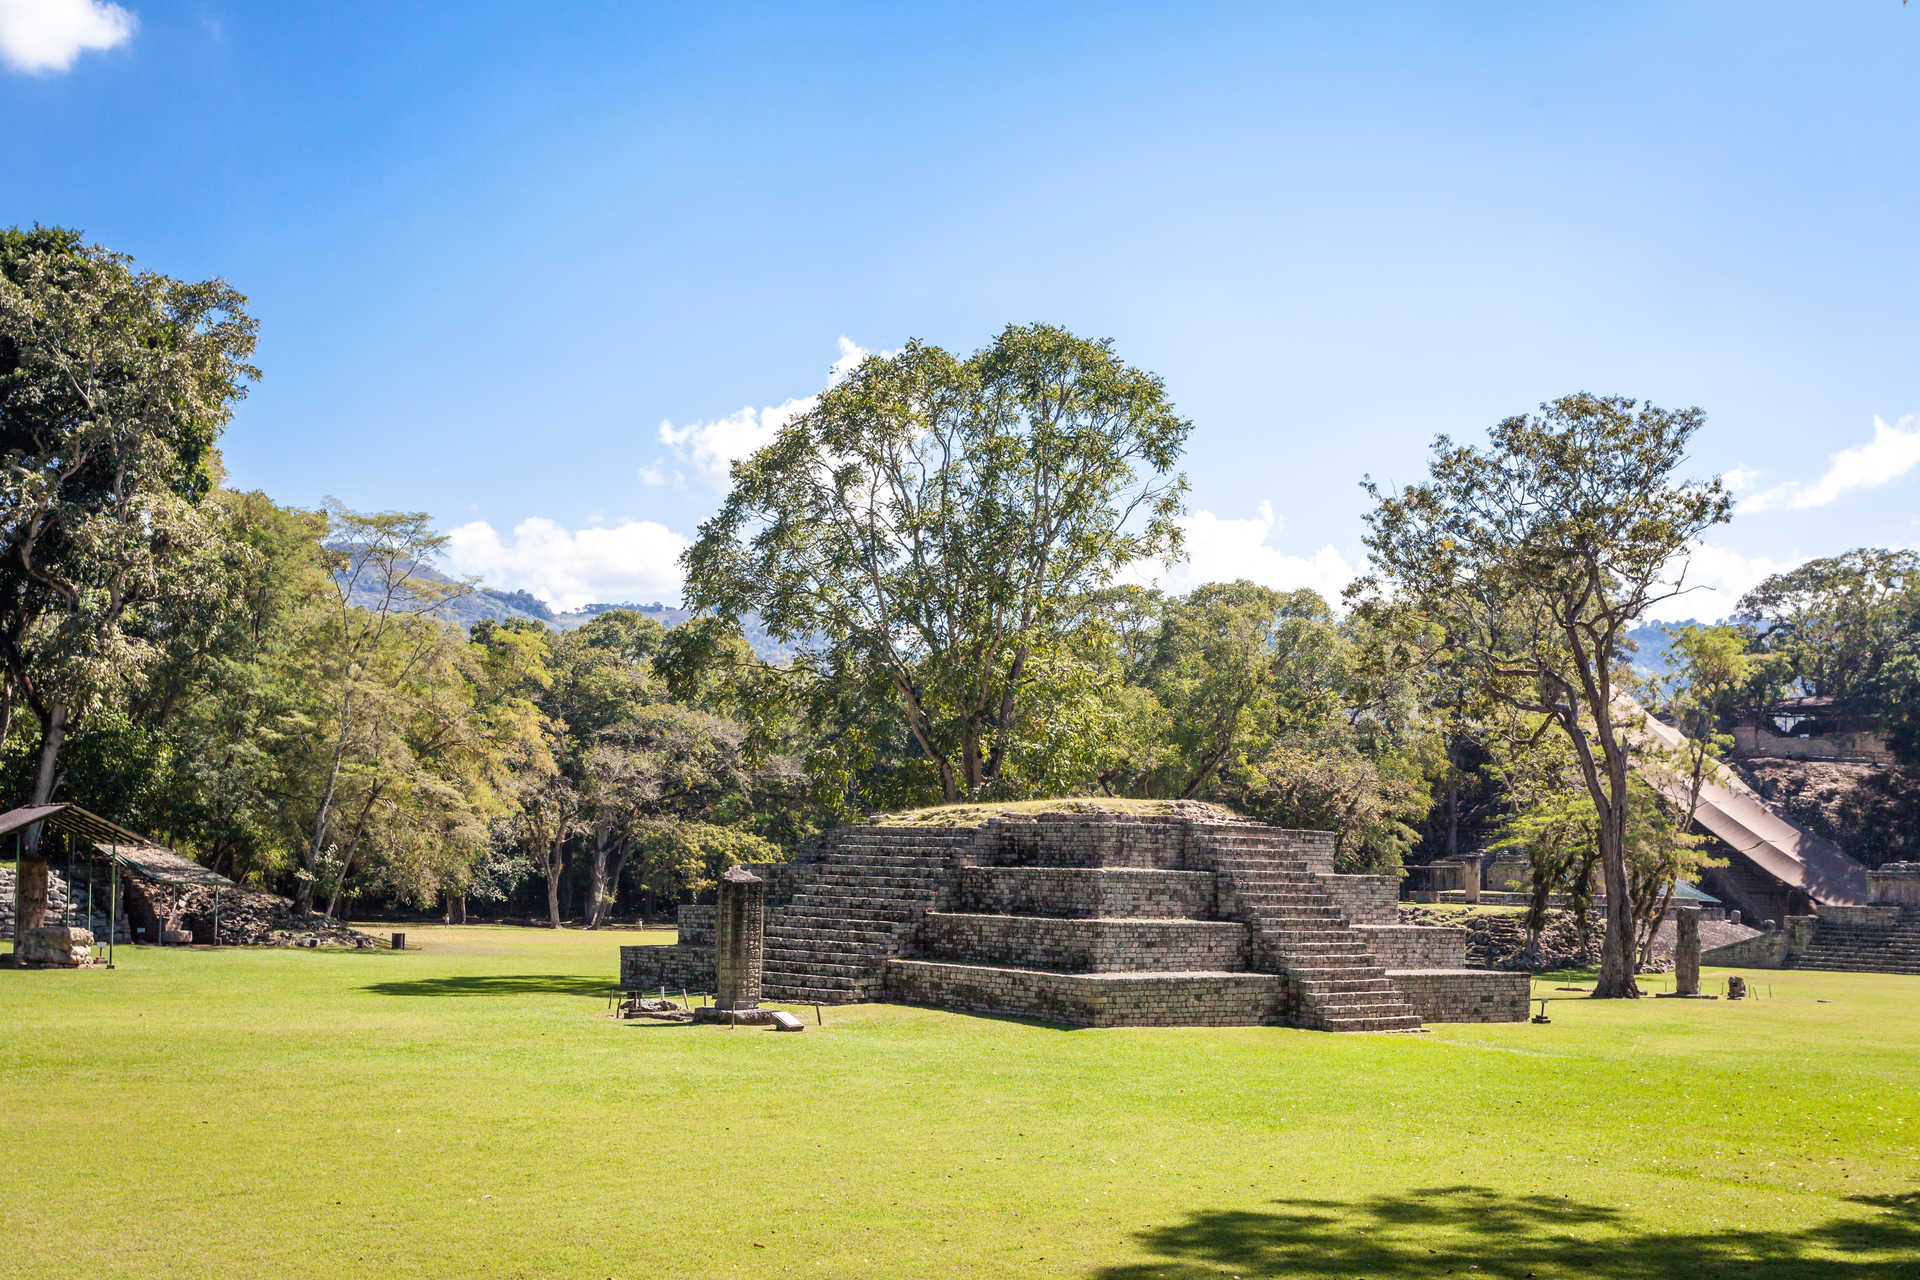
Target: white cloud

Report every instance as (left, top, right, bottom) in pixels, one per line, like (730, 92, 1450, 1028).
(0, 0, 136, 73)
(1130, 501, 1360, 603)
(1743, 413, 1920, 513)
(658, 335, 877, 489)
(1721, 466, 1762, 494)
(444, 517, 688, 613)
(637, 459, 668, 488)
(1646, 541, 1805, 623)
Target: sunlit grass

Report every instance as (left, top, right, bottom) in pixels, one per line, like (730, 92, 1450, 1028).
(3, 926, 1915, 1278)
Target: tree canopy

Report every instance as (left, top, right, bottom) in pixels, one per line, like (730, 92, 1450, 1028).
(684, 323, 1190, 802)
(1357, 393, 1731, 996)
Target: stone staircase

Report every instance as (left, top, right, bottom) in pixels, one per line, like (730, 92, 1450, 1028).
(760, 827, 975, 1004)
(1790, 912, 1920, 975)
(1187, 823, 1424, 1033)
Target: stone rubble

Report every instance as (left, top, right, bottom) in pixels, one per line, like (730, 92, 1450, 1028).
(167, 882, 379, 948)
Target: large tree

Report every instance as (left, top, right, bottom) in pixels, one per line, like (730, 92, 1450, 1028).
(0, 227, 257, 806)
(683, 323, 1190, 802)
(1357, 393, 1731, 997)
(292, 504, 464, 916)
(1737, 549, 1920, 722)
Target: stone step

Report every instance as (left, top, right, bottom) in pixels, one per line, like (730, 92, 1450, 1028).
(761, 969, 867, 990)
(1245, 904, 1346, 920)
(765, 938, 884, 955)
(762, 983, 871, 1005)
(762, 959, 876, 981)
(764, 928, 897, 947)
(1233, 892, 1330, 907)
(784, 896, 927, 916)
(1317, 1011, 1424, 1032)
(1791, 958, 1920, 974)
(762, 964, 868, 985)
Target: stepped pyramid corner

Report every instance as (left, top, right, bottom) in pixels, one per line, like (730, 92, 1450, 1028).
(623, 803, 1527, 1030)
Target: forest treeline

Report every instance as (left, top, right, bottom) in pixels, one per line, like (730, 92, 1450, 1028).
(5, 229, 1917, 978)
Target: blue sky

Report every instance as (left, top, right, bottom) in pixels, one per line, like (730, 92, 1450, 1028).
(5, 2, 1917, 617)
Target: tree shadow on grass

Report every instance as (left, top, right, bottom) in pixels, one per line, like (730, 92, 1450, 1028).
(361, 974, 613, 998)
(1093, 1185, 1919, 1280)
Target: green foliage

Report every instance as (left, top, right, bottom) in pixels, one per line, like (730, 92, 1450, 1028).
(0, 226, 258, 802)
(1736, 549, 1920, 705)
(1358, 393, 1732, 996)
(685, 323, 1190, 801)
(624, 818, 781, 901)
(1738, 549, 1920, 768)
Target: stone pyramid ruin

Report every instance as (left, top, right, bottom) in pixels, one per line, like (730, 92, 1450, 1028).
(623, 808, 1527, 1030)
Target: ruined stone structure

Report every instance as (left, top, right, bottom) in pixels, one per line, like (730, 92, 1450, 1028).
(15, 925, 94, 968)
(1703, 862, 1920, 975)
(624, 811, 1526, 1030)
(713, 865, 765, 1013)
(1675, 907, 1700, 996)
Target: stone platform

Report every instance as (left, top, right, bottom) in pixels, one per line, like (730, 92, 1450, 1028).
(623, 812, 1526, 1030)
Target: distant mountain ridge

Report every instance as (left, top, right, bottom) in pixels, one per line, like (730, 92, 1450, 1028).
(1625, 620, 1718, 682)
(382, 568, 1701, 676)
(333, 556, 791, 660)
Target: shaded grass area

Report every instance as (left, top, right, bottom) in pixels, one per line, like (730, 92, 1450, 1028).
(3, 927, 1917, 1278)
(1094, 1186, 1920, 1279)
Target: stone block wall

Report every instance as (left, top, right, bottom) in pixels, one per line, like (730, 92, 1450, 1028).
(1822, 904, 1904, 927)
(1319, 875, 1399, 925)
(1287, 831, 1337, 876)
(1353, 923, 1465, 969)
(1700, 915, 1818, 968)
(971, 816, 1191, 869)
(621, 943, 715, 993)
(918, 912, 1249, 972)
(952, 866, 1216, 919)
(886, 959, 1283, 1027)
(1868, 864, 1920, 907)
(675, 904, 716, 947)
(1733, 723, 1893, 764)
(1387, 969, 1530, 1022)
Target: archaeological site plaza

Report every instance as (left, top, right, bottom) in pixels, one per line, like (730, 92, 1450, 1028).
(624, 808, 1529, 1031)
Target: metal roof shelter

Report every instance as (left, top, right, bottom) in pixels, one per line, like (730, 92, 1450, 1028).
(5, 803, 235, 966)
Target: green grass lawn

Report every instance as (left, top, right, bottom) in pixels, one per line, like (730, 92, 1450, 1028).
(3, 928, 1917, 1279)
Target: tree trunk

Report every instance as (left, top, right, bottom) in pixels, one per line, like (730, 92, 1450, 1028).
(546, 832, 565, 929)
(300, 693, 354, 918)
(605, 846, 628, 924)
(586, 827, 625, 929)
(29, 697, 68, 805)
(1524, 846, 1555, 961)
(322, 853, 354, 923)
(1592, 793, 1640, 998)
